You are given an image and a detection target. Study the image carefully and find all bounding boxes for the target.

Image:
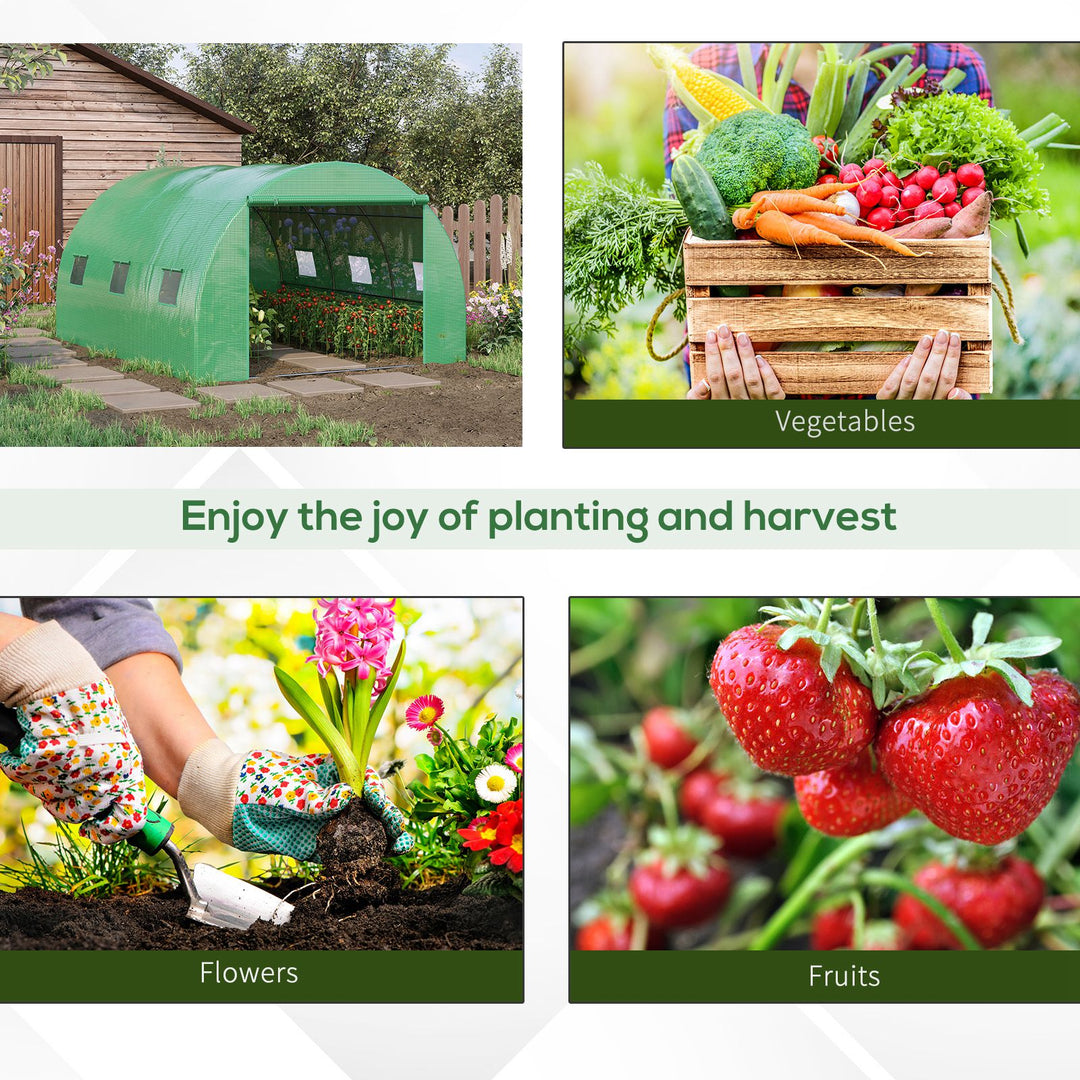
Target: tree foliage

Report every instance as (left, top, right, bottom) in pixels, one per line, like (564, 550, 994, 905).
(183, 43, 520, 205)
(0, 44, 65, 94)
(99, 43, 184, 81)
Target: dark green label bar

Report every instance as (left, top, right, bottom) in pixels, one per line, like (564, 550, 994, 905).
(2, 949, 523, 1004)
(564, 400, 1080, 449)
(570, 950, 1079, 1003)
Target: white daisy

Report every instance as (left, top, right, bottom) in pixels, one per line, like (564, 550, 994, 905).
(475, 763, 518, 803)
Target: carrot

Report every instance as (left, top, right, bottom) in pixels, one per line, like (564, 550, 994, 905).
(790, 213, 924, 257)
(753, 181, 860, 201)
(752, 192, 848, 217)
(752, 210, 869, 257)
(731, 205, 759, 230)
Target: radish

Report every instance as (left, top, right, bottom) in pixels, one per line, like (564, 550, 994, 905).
(880, 185, 901, 209)
(914, 166, 940, 190)
(839, 163, 865, 184)
(856, 178, 883, 208)
(956, 162, 985, 188)
(863, 158, 886, 177)
(895, 208, 914, 225)
(914, 200, 945, 220)
(960, 186, 986, 208)
(931, 176, 958, 204)
(881, 170, 901, 189)
(866, 207, 894, 231)
(944, 201, 962, 218)
(900, 184, 925, 209)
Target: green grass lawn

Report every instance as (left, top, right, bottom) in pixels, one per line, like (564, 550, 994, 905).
(467, 337, 523, 375)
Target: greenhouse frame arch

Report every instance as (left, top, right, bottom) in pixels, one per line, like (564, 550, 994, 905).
(56, 161, 466, 382)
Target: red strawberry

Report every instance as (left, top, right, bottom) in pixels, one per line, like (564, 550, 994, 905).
(795, 748, 912, 837)
(876, 671, 1080, 844)
(678, 767, 727, 823)
(700, 789, 786, 857)
(641, 706, 697, 769)
(709, 623, 877, 775)
(894, 855, 1044, 949)
(575, 914, 666, 951)
(629, 825, 731, 930)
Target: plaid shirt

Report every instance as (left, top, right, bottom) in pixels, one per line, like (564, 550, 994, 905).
(664, 43, 993, 174)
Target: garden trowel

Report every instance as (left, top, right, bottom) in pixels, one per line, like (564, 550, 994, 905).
(130, 809, 294, 930)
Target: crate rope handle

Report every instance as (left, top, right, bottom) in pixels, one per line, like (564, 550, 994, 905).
(991, 255, 1023, 346)
(646, 287, 688, 362)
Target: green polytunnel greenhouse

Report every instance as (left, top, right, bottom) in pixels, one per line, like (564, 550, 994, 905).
(55, 162, 465, 382)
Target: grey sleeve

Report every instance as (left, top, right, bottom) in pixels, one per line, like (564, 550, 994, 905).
(18, 598, 182, 673)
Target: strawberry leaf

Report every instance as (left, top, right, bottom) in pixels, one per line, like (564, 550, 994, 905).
(986, 659, 1034, 706)
(776, 625, 813, 651)
(872, 673, 887, 709)
(983, 635, 1061, 660)
(820, 641, 842, 683)
(970, 611, 993, 649)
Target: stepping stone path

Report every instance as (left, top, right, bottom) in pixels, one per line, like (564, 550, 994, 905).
(269, 345, 367, 373)
(278, 376, 359, 398)
(346, 371, 441, 389)
(201, 382, 292, 402)
(2, 334, 197, 412)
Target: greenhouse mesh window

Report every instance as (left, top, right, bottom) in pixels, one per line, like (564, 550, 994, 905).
(69, 256, 87, 286)
(159, 270, 182, 306)
(110, 262, 130, 295)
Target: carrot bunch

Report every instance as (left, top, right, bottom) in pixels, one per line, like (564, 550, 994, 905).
(733, 182, 922, 258)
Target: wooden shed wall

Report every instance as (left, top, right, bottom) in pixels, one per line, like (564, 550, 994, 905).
(0, 47, 244, 244)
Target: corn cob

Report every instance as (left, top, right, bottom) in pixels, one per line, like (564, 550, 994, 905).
(647, 43, 771, 124)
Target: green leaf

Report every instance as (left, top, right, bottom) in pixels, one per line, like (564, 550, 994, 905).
(970, 612, 993, 649)
(414, 753, 436, 775)
(274, 666, 360, 789)
(987, 636, 1061, 660)
(776, 625, 812, 651)
(820, 642, 842, 683)
(987, 660, 1034, 706)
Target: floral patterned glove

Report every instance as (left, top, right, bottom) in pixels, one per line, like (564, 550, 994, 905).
(178, 740, 413, 860)
(0, 622, 148, 844)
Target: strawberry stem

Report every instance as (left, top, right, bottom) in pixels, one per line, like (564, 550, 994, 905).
(925, 597, 967, 663)
(849, 598, 867, 635)
(860, 868, 982, 950)
(866, 597, 886, 656)
(814, 598, 835, 634)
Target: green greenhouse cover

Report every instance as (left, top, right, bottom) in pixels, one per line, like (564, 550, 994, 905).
(56, 162, 465, 382)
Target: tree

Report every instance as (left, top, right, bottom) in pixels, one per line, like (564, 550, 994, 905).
(183, 43, 521, 205)
(99, 43, 184, 82)
(0, 44, 65, 93)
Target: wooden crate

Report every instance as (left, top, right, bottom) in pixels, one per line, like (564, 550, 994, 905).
(683, 232, 992, 395)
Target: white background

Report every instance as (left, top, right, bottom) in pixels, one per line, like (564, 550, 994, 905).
(4, 8, 1080, 1079)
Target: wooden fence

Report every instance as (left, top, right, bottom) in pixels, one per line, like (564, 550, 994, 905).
(432, 195, 521, 294)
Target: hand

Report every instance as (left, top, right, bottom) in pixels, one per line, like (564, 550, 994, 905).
(686, 325, 785, 400)
(0, 622, 148, 844)
(877, 330, 973, 400)
(181, 741, 415, 860)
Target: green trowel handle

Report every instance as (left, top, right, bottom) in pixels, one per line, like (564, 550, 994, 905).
(128, 809, 175, 855)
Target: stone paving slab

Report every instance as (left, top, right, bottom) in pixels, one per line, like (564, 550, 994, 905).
(103, 390, 199, 413)
(7, 353, 84, 368)
(4, 338, 59, 350)
(280, 353, 367, 373)
(71, 378, 160, 397)
(345, 372, 441, 389)
(42, 365, 122, 382)
(278, 377, 359, 398)
(201, 382, 292, 402)
(10, 327, 50, 337)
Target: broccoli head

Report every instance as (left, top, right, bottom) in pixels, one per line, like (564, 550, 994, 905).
(695, 111, 819, 206)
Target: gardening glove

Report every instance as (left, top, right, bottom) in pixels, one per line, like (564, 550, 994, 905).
(178, 739, 414, 860)
(0, 621, 148, 844)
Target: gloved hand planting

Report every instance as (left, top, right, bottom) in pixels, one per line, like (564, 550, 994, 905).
(0, 621, 148, 844)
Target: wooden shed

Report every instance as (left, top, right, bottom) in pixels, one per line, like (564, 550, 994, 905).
(0, 44, 254, 301)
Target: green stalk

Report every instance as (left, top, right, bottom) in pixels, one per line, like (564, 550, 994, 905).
(770, 43, 803, 113)
(842, 54, 913, 154)
(1036, 790, 1080, 879)
(867, 597, 885, 656)
(860, 43, 915, 67)
(834, 59, 869, 142)
(860, 869, 982, 950)
(849, 598, 867, 636)
(737, 43, 758, 101)
(358, 643, 406, 782)
(925, 598, 966, 663)
(814, 598, 835, 634)
(750, 832, 881, 949)
(350, 668, 377, 781)
(760, 43, 782, 111)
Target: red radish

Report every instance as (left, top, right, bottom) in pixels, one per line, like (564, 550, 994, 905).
(900, 184, 925, 209)
(819, 173, 840, 185)
(961, 186, 986, 208)
(931, 176, 958, 204)
(895, 208, 914, 225)
(881, 170, 901, 189)
(866, 207, 895, 231)
(956, 162, 985, 188)
(914, 165, 940, 190)
(863, 158, 886, 176)
(900, 170, 918, 185)
(855, 178, 883, 208)
(880, 185, 901, 209)
(914, 200, 945, 220)
(944, 201, 962, 218)
(838, 163, 865, 184)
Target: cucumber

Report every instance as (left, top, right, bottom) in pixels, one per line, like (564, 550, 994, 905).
(671, 153, 735, 240)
